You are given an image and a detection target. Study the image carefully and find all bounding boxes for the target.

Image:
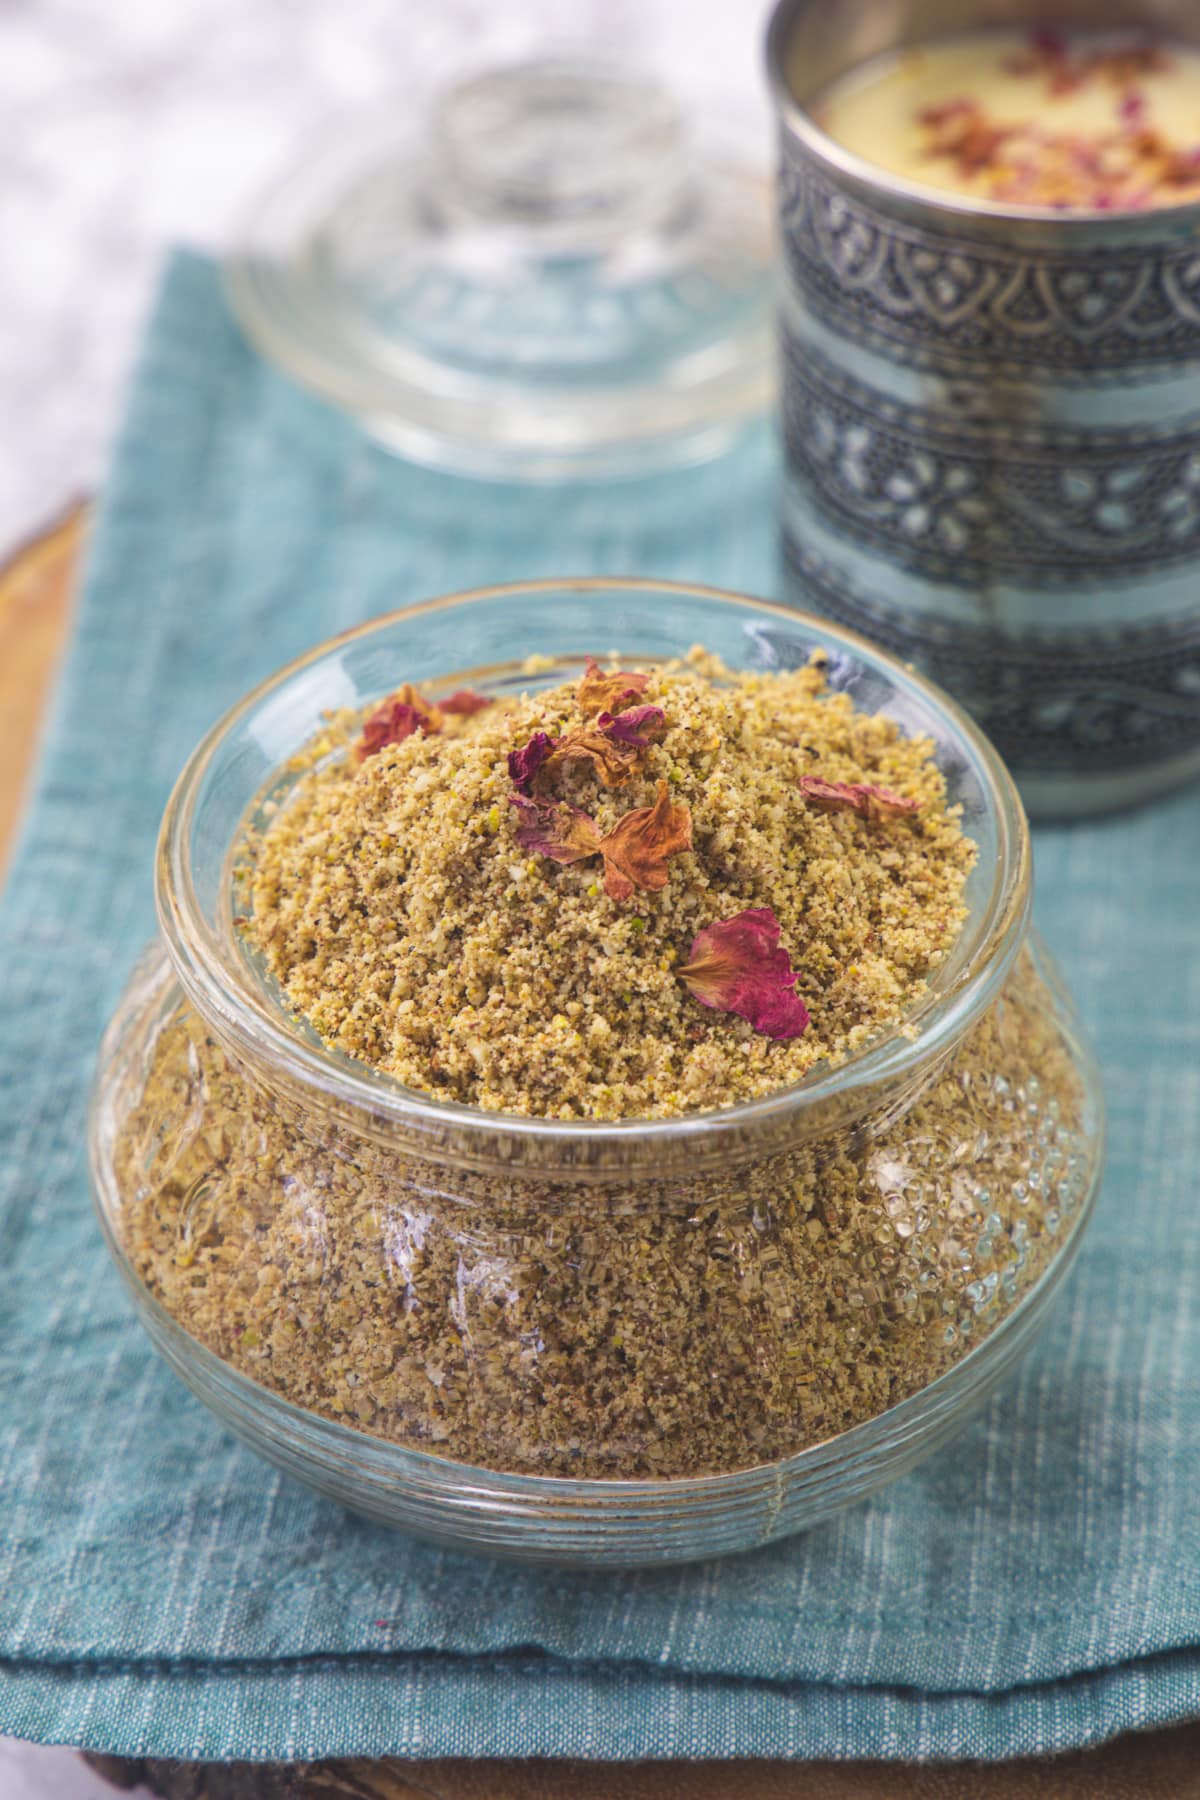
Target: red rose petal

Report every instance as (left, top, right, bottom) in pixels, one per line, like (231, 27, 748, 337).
(796, 776, 863, 813)
(440, 689, 492, 716)
(679, 908, 810, 1041)
(358, 687, 441, 761)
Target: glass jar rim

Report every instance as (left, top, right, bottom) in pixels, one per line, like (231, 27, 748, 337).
(765, 0, 1200, 231)
(155, 577, 1030, 1169)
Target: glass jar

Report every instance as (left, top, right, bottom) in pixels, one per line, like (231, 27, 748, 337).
(90, 581, 1104, 1564)
(225, 60, 774, 481)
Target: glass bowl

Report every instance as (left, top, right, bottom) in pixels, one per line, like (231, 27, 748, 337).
(89, 580, 1105, 1564)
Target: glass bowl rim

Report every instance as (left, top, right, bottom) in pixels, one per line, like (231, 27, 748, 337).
(155, 576, 1030, 1153)
(764, 0, 1200, 230)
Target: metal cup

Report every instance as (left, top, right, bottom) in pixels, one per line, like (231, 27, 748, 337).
(767, 0, 1200, 815)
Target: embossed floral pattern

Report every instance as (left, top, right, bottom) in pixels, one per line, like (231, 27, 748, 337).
(1161, 452, 1200, 540)
(1057, 464, 1150, 536)
(786, 343, 1200, 579)
(882, 455, 988, 552)
(779, 149, 1200, 373)
(783, 537, 1200, 776)
(799, 395, 988, 560)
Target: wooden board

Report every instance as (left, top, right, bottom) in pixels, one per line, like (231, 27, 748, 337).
(79, 1732, 1200, 1799)
(2, 508, 1195, 1797)
(0, 501, 87, 872)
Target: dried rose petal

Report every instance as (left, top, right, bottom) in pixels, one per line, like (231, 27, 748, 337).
(918, 36, 1200, 210)
(1099, 43, 1169, 84)
(595, 704, 668, 747)
(917, 91, 1020, 181)
(509, 706, 664, 794)
(1119, 87, 1147, 127)
(543, 705, 666, 785)
(679, 908, 810, 1041)
(358, 702, 424, 759)
(1029, 25, 1068, 59)
(545, 727, 643, 788)
(440, 689, 492, 716)
(797, 775, 919, 823)
(797, 776, 862, 813)
(358, 686, 441, 761)
(1161, 144, 1200, 183)
(576, 658, 651, 716)
(917, 96, 978, 128)
(508, 730, 559, 793)
(596, 781, 692, 902)
(508, 793, 600, 864)
(1048, 61, 1084, 97)
(857, 786, 921, 822)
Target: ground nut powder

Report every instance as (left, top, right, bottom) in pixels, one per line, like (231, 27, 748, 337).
(244, 652, 974, 1119)
(111, 654, 1092, 1478)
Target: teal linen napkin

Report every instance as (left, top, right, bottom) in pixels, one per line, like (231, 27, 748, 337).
(1, 250, 1198, 1764)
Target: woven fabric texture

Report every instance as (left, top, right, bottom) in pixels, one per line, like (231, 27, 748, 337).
(1, 251, 1198, 1764)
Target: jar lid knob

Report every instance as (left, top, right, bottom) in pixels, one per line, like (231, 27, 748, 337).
(431, 60, 691, 253)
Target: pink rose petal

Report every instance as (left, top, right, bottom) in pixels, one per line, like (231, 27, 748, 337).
(507, 793, 600, 864)
(797, 775, 919, 822)
(507, 730, 559, 793)
(1119, 87, 1147, 127)
(679, 908, 810, 1041)
(440, 689, 492, 716)
(595, 704, 668, 746)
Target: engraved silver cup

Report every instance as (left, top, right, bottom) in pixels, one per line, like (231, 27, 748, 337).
(767, 0, 1200, 815)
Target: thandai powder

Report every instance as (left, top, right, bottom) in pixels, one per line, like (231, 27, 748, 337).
(111, 651, 1093, 1477)
(243, 650, 974, 1119)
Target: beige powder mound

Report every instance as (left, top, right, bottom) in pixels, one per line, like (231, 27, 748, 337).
(115, 949, 1086, 1476)
(243, 651, 975, 1119)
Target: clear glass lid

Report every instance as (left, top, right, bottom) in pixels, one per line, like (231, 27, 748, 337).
(223, 59, 775, 481)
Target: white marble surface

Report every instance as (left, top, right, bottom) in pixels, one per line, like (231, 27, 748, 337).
(0, 5, 767, 1783)
(0, 1737, 150, 1798)
(0, 0, 768, 556)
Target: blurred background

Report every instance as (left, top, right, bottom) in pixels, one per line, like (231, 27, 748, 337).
(0, 0, 769, 553)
